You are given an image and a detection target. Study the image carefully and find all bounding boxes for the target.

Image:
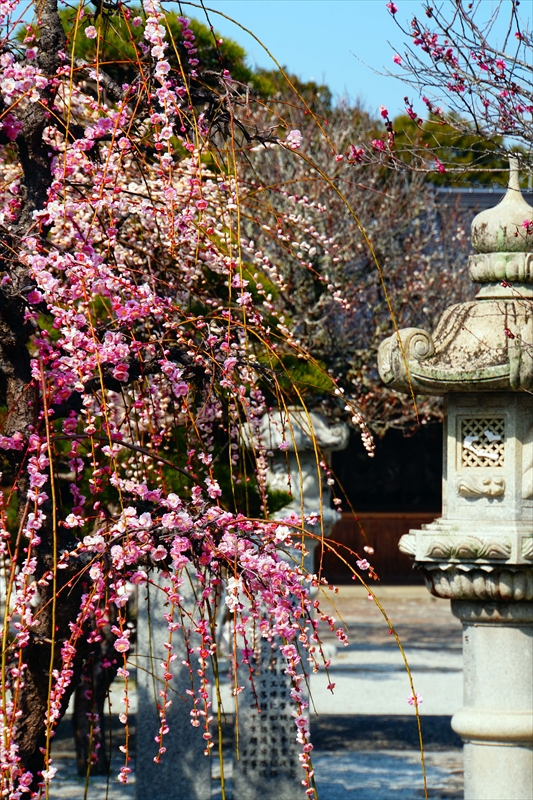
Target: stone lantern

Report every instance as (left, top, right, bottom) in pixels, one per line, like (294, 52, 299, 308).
(377, 160, 533, 800)
(248, 406, 349, 561)
(234, 408, 349, 800)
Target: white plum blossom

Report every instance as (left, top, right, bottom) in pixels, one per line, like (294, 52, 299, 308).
(285, 129, 303, 149)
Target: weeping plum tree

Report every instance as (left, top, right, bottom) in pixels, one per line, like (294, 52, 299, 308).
(0, 0, 381, 796)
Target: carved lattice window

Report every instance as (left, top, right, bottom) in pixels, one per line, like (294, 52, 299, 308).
(237, 649, 299, 780)
(461, 417, 505, 468)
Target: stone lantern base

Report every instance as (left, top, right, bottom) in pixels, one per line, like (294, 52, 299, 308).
(451, 600, 533, 800)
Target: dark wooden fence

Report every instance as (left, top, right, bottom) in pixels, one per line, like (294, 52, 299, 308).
(315, 512, 439, 584)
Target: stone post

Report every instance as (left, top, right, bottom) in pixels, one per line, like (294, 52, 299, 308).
(233, 408, 349, 800)
(135, 572, 212, 800)
(378, 159, 533, 800)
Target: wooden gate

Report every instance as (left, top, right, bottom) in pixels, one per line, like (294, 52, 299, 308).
(316, 512, 439, 584)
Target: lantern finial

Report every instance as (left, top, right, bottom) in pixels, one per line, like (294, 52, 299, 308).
(471, 155, 533, 255)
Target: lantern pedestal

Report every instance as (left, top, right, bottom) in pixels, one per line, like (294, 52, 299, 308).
(451, 601, 533, 800)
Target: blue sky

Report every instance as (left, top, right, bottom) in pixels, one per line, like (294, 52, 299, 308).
(180, 1, 529, 119)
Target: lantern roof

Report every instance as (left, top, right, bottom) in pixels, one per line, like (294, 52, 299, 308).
(378, 159, 533, 395)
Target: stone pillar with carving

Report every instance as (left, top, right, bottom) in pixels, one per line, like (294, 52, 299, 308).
(378, 159, 533, 800)
(233, 408, 349, 800)
(136, 574, 212, 800)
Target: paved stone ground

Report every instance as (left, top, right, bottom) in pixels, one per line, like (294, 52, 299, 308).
(211, 750, 463, 800)
(50, 586, 463, 799)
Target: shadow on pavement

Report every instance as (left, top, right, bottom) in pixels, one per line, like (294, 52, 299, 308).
(310, 714, 462, 752)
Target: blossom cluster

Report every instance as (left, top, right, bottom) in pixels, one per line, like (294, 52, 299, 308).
(389, 1, 533, 151)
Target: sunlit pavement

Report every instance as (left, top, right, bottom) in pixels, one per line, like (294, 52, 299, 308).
(307, 586, 463, 799)
(52, 585, 464, 799)
(311, 584, 463, 717)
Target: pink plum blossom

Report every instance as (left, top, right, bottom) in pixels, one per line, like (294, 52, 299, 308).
(408, 692, 423, 706)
